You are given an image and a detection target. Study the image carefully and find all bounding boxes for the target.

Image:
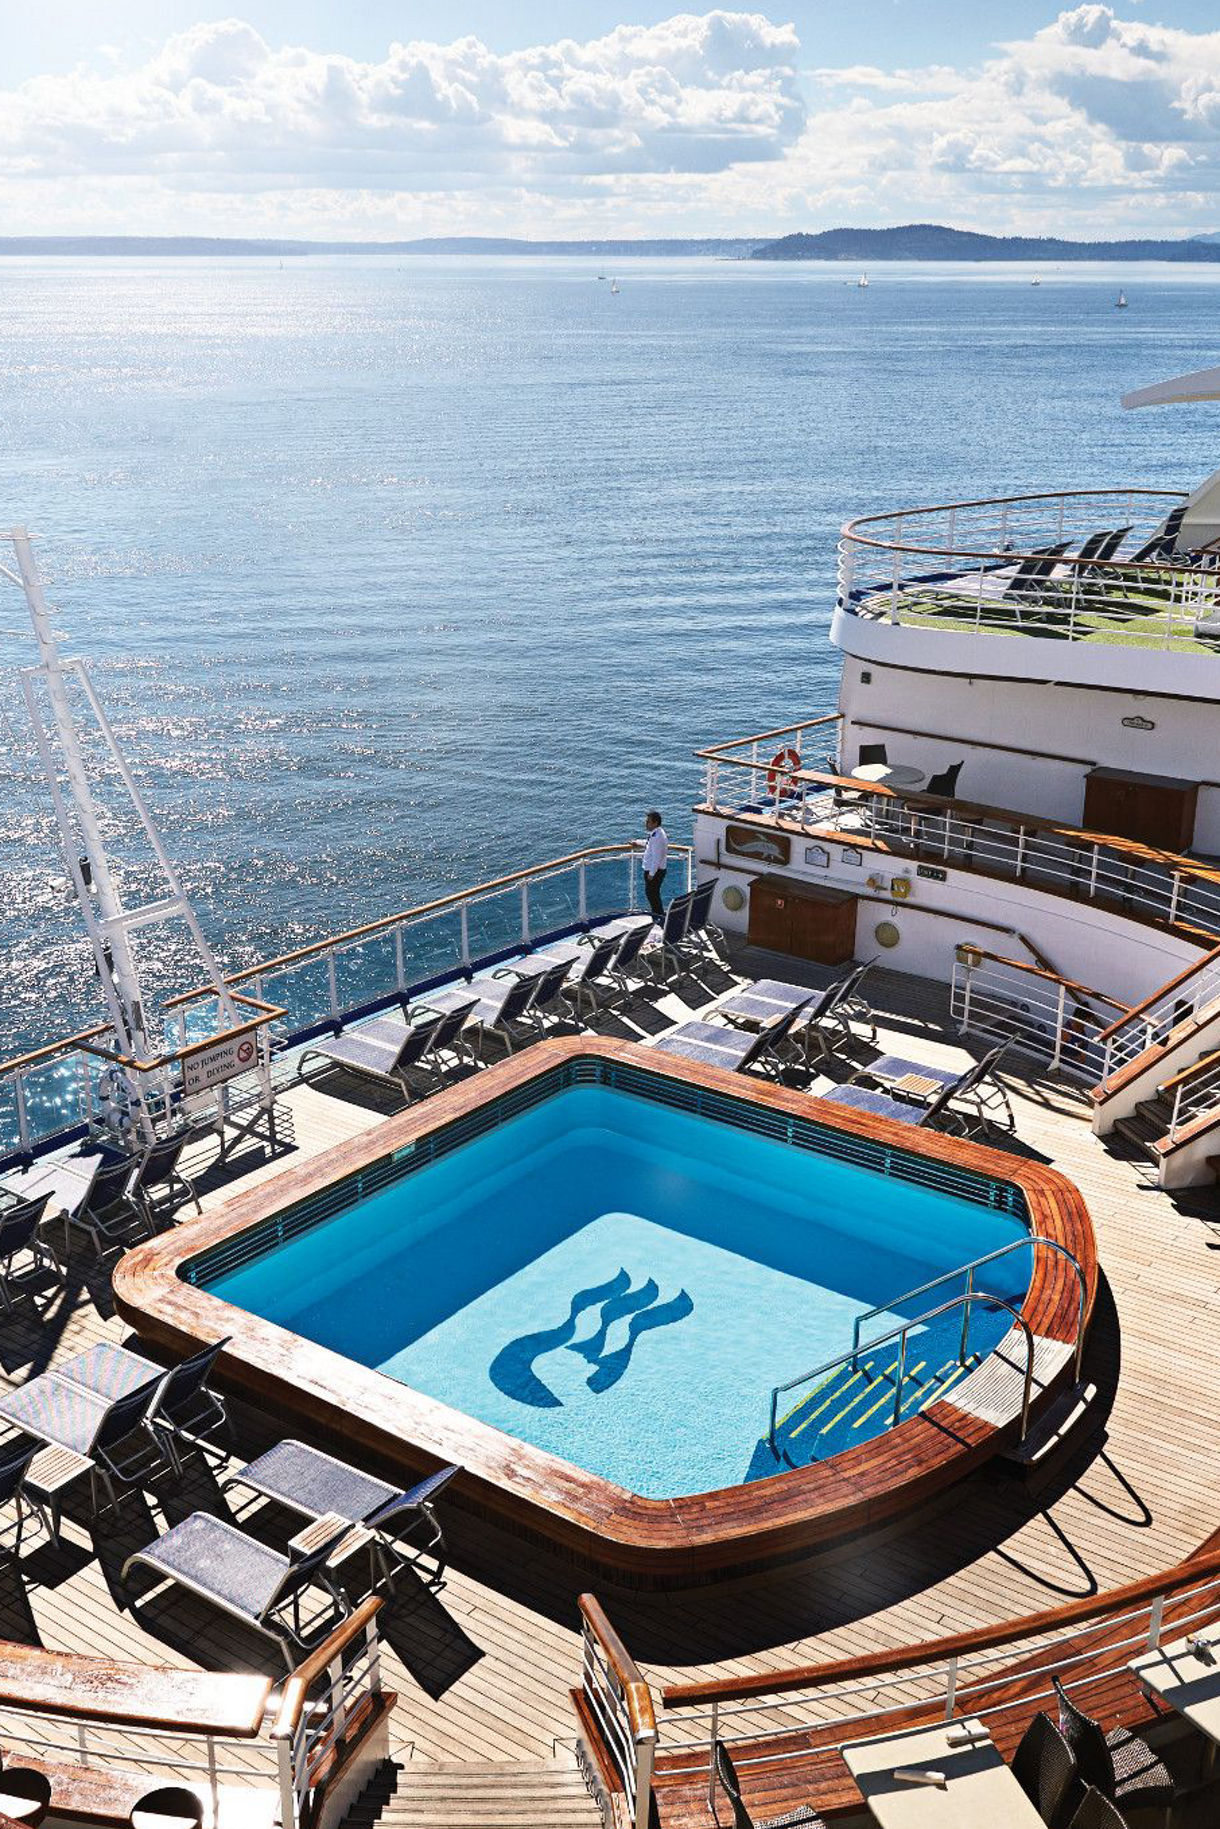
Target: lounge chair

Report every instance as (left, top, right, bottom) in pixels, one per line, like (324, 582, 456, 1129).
(1125, 502, 1187, 566)
(530, 932, 624, 1018)
(223, 1438, 459, 1591)
(127, 1133, 201, 1232)
(0, 1447, 50, 1555)
(1050, 1674, 1174, 1820)
(147, 1337, 232, 1473)
(651, 896, 696, 982)
(60, 1153, 148, 1260)
(654, 999, 810, 1077)
(822, 1045, 1007, 1137)
(844, 1042, 1012, 1132)
(121, 1512, 350, 1668)
(0, 1197, 64, 1316)
(713, 1741, 826, 1829)
(300, 1000, 476, 1094)
(681, 878, 726, 961)
(1012, 1711, 1077, 1828)
(0, 1363, 170, 1514)
(717, 964, 875, 1062)
(457, 959, 572, 1058)
(1066, 1789, 1128, 1829)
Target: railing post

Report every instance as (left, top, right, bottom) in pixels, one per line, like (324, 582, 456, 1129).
(1051, 981, 1066, 1071)
(1170, 1080, 1184, 1144)
(326, 952, 339, 1021)
(394, 924, 406, 992)
(578, 862, 588, 925)
(520, 881, 531, 947)
(14, 1073, 29, 1155)
(276, 1730, 299, 1829)
(329, 1652, 348, 1746)
(892, 1330, 908, 1425)
(958, 1267, 974, 1363)
(459, 904, 471, 972)
(944, 1653, 958, 1723)
(1148, 1593, 1165, 1650)
(707, 1701, 720, 1810)
(634, 1729, 655, 1829)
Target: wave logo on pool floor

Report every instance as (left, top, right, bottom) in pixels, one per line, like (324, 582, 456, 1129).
(489, 1267, 693, 1408)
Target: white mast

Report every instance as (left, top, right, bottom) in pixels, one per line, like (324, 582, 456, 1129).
(2, 528, 241, 1140)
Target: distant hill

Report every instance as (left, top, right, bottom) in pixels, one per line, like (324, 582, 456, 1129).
(0, 235, 759, 258)
(751, 223, 1220, 262)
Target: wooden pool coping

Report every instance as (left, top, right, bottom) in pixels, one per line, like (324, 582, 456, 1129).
(114, 1037, 1098, 1582)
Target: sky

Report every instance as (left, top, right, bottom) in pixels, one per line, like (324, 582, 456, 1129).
(4, 2, 1220, 240)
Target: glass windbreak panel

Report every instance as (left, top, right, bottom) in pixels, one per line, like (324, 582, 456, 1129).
(17, 1055, 91, 1150)
(583, 856, 635, 920)
(334, 932, 400, 1014)
(261, 958, 336, 1034)
(400, 910, 464, 988)
(526, 869, 583, 942)
(465, 888, 525, 965)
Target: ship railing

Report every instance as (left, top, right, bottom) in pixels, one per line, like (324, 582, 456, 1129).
(835, 486, 1220, 652)
(578, 1596, 656, 1829)
(646, 1549, 1220, 1795)
(768, 1292, 1036, 1464)
(0, 842, 692, 1163)
(697, 744, 1220, 951)
(1095, 942, 1220, 1084)
(950, 949, 1129, 1084)
(1161, 1048, 1220, 1148)
(0, 1601, 387, 1829)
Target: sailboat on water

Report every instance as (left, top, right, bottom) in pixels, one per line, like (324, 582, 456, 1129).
(1116, 290, 1128, 308)
(610, 279, 620, 295)
(857, 273, 869, 289)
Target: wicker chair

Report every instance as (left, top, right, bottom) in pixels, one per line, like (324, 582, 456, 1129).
(1052, 1674, 1173, 1821)
(713, 1742, 826, 1829)
(1067, 1786, 1129, 1829)
(1012, 1710, 1077, 1829)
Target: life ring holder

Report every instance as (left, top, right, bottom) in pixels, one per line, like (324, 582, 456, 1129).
(767, 746, 802, 797)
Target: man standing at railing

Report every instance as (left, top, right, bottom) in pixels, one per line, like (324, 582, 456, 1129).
(640, 811, 668, 926)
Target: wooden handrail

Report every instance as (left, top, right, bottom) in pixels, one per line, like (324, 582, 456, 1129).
(705, 756, 1220, 889)
(1096, 941, 1220, 1042)
(960, 949, 1129, 1013)
(1159, 1047, 1220, 1096)
(0, 1644, 272, 1736)
(662, 1542, 1220, 1709)
(696, 711, 842, 761)
(272, 1597, 384, 1740)
(578, 1594, 656, 1743)
(165, 841, 694, 1003)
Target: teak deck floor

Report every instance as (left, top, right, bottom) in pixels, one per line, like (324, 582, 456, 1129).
(2, 948, 1217, 1824)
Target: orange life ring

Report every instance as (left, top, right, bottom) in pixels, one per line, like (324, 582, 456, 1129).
(767, 746, 802, 795)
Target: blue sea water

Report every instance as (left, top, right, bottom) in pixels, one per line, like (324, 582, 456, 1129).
(200, 1083, 1031, 1496)
(2, 254, 1220, 1049)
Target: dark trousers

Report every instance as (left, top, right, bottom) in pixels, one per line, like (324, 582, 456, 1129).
(645, 869, 666, 923)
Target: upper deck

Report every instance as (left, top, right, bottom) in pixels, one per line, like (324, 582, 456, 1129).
(832, 487, 1220, 697)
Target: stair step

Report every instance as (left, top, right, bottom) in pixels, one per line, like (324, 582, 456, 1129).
(345, 1759, 601, 1829)
(1113, 1111, 1164, 1156)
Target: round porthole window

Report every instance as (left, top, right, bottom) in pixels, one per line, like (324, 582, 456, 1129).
(874, 920, 900, 949)
(722, 884, 746, 913)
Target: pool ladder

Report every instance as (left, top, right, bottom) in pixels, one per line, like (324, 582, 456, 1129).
(766, 1235, 1086, 1462)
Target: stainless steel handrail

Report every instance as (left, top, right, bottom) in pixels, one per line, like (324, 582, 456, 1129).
(850, 1234, 1086, 1378)
(767, 1293, 1037, 1458)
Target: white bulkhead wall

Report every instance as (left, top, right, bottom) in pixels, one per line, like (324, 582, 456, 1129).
(836, 657, 1220, 850)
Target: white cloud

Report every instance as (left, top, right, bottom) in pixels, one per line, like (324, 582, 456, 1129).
(3, 8, 1220, 237)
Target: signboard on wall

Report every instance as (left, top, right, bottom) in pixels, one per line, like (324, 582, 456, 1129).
(725, 824, 791, 866)
(181, 1031, 259, 1098)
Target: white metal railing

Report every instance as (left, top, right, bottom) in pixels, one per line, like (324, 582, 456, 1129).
(1164, 1049, 1220, 1148)
(659, 1565, 1220, 1793)
(0, 841, 692, 1163)
(768, 1293, 1036, 1466)
(950, 952, 1127, 1084)
(1098, 944, 1220, 1083)
(0, 1608, 385, 1829)
(579, 1602, 656, 1829)
(275, 1606, 384, 1829)
(836, 487, 1220, 654)
(700, 741, 1220, 952)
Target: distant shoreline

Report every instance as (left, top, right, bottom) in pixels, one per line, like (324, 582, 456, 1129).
(1, 226, 1218, 260)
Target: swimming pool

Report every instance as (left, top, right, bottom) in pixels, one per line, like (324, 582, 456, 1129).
(189, 1059, 1032, 1498)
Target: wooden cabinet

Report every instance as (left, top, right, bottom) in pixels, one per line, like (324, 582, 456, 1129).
(747, 874, 858, 965)
(1082, 767, 1198, 852)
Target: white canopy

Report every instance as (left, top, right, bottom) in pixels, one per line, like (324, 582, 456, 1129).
(1122, 365, 1220, 550)
(1122, 365, 1220, 410)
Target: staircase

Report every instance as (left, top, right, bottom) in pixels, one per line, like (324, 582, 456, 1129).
(766, 1336, 983, 1470)
(344, 1756, 603, 1829)
(1110, 1048, 1220, 1176)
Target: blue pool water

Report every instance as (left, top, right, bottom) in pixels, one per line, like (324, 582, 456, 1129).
(198, 1079, 1032, 1497)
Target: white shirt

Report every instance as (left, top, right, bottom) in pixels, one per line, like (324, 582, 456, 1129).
(642, 826, 668, 874)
